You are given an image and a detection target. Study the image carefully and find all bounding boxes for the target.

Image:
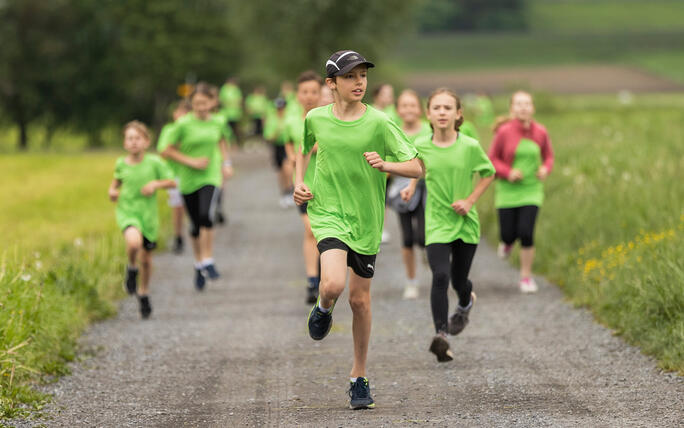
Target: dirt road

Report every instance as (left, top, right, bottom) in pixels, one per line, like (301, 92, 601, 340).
(16, 148, 682, 427)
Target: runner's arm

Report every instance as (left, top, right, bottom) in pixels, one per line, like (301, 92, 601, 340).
(108, 179, 121, 202)
(140, 179, 177, 196)
(364, 153, 424, 178)
(451, 175, 495, 215)
(162, 144, 209, 170)
(220, 138, 233, 179)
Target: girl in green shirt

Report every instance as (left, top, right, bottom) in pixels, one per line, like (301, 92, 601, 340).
(404, 88, 495, 363)
(109, 121, 176, 319)
(294, 50, 423, 410)
(162, 83, 234, 291)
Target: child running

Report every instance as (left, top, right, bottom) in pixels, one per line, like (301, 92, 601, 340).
(245, 86, 269, 138)
(284, 70, 323, 304)
(387, 89, 432, 299)
(403, 88, 494, 362)
(488, 90, 554, 293)
(294, 50, 423, 409)
(157, 100, 191, 254)
(218, 77, 243, 146)
(161, 82, 234, 291)
(264, 97, 294, 208)
(109, 121, 176, 319)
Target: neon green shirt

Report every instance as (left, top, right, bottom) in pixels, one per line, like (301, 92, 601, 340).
(383, 104, 402, 126)
(218, 83, 243, 121)
(245, 93, 269, 119)
(286, 114, 315, 188)
(264, 111, 289, 146)
(168, 114, 231, 194)
(476, 95, 494, 127)
(157, 122, 181, 177)
(460, 120, 479, 141)
(303, 104, 417, 255)
(114, 154, 173, 242)
(494, 138, 544, 208)
(416, 133, 495, 245)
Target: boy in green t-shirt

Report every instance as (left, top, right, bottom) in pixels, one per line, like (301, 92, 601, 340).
(109, 121, 176, 319)
(264, 97, 294, 208)
(294, 50, 423, 410)
(218, 77, 243, 145)
(245, 86, 268, 137)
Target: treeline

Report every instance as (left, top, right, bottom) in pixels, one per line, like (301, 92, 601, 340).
(0, 0, 414, 149)
(417, 0, 527, 33)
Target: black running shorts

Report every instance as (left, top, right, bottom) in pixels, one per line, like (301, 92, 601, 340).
(317, 237, 377, 278)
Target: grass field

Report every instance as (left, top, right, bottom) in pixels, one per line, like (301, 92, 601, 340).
(394, 0, 684, 84)
(471, 93, 684, 373)
(0, 153, 171, 419)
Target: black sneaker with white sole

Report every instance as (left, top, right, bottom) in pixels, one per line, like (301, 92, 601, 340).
(124, 267, 138, 295)
(429, 334, 454, 362)
(348, 377, 375, 409)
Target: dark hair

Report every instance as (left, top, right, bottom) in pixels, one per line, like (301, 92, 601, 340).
(190, 82, 213, 100)
(297, 70, 323, 86)
(426, 87, 464, 131)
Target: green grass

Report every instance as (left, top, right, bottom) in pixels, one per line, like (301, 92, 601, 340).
(0, 152, 171, 419)
(394, 0, 684, 84)
(470, 93, 684, 373)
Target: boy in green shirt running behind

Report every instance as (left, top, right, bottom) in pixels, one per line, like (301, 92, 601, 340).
(294, 50, 423, 410)
(109, 121, 176, 319)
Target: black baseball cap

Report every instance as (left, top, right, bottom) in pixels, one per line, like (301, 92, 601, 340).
(325, 50, 375, 78)
(274, 97, 287, 109)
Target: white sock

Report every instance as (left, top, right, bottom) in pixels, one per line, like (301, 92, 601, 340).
(201, 258, 214, 267)
(406, 278, 418, 286)
(317, 304, 330, 313)
(350, 377, 357, 383)
(194, 262, 203, 269)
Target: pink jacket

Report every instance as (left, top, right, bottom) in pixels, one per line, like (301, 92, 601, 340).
(488, 119, 554, 179)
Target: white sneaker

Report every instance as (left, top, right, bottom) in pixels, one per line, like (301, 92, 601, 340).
(402, 284, 419, 300)
(497, 242, 512, 260)
(381, 230, 390, 244)
(519, 277, 538, 294)
(278, 195, 289, 209)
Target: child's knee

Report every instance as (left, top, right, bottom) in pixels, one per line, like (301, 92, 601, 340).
(348, 293, 370, 313)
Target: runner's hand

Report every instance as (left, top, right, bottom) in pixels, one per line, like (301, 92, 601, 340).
(536, 165, 549, 180)
(364, 152, 386, 172)
(293, 182, 313, 205)
(508, 169, 523, 182)
(400, 186, 415, 202)
(108, 188, 119, 202)
(451, 199, 472, 216)
(191, 157, 210, 170)
(140, 182, 157, 196)
(222, 165, 234, 179)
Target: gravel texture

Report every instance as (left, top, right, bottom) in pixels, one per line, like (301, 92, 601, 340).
(11, 148, 683, 427)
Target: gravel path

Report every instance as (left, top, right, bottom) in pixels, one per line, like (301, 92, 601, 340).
(13, 148, 682, 427)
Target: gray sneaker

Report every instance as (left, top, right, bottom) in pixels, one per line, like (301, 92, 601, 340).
(448, 292, 476, 336)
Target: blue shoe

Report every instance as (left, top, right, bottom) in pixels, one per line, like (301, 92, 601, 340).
(307, 297, 334, 341)
(194, 268, 206, 291)
(204, 263, 220, 280)
(348, 377, 375, 410)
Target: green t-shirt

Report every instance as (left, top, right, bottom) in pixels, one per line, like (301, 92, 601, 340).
(494, 138, 544, 208)
(168, 114, 232, 194)
(415, 133, 495, 245)
(264, 112, 289, 146)
(157, 122, 181, 177)
(302, 104, 417, 255)
(245, 94, 268, 119)
(114, 154, 173, 242)
(219, 83, 243, 121)
(476, 96, 494, 127)
(286, 114, 316, 188)
(383, 104, 402, 126)
(460, 120, 479, 141)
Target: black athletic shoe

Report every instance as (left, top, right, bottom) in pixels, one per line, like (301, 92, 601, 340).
(429, 334, 454, 363)
(307, 297, 334, 341)
(216, 211, 226, 225)
(172, 236, 184, 255)
(348, 377, 375, 410)
(139, 295, 152, 319)
(448, 292, 476, 336)
(305, 285, 318, 304)
(194, 268, 206, 291)
(124, 267, 138, 295)
(204, 263, 220, 280)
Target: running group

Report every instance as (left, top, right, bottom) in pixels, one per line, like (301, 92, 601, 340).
(109, 49, 554, 410)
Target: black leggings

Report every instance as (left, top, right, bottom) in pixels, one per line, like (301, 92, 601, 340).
(182, 185, 220, 238)
(426, 240, 477, 334)
(498, 205, 539, 248)
(397, 200, 425, 248)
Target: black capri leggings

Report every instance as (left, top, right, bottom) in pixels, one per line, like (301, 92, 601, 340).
(182, 185, 220, 238)
(498, 205, 539, 248)
(397, 198, 425, 249)
(426, 239, 477, 334)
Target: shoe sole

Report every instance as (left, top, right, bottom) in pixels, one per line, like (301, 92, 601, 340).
(429, 336, 454, 362)
(350, 402, 376, 410)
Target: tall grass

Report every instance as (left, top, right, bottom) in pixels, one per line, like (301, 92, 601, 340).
(474, 93, 684, 373)
(0, 152, 171, 419)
